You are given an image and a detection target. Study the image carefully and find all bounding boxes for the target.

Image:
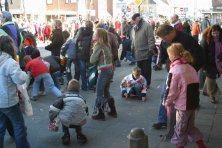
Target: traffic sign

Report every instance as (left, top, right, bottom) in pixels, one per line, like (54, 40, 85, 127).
(184, 7, 188, 12)
(135, 0, 142, 6)
(180, 8, 184, 12)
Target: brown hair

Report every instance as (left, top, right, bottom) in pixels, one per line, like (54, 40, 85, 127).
(202, 24, 222, 44)
(167, 43, 193, 63)
(85, 20, 93, 28)
(62, 30, 70, 40)
(0, 35, 17, 59)
(67, 79, 80, 92)
(94, 28, 109, 48)
(156, 24, 174, 37)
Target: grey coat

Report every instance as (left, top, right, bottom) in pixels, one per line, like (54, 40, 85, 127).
(131, 19, 155, 61)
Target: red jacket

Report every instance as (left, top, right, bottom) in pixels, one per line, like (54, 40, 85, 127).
(25, 58, 49, 78)
(192, 22, 200, 36)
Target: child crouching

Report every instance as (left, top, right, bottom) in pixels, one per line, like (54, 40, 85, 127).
(49, 79, 88, 145)
(120, 66, 147, 101)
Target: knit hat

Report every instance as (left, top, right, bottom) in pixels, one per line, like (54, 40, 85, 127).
(2, 11, 12, 21)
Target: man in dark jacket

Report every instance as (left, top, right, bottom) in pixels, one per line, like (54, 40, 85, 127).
(45, 20, 64, 57)
(45, 20, 64, 89)
(74, 21, 93, 91)
(152, 24, 205, 138)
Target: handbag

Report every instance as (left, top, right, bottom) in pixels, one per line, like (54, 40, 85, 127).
(17, 84, 33, 116)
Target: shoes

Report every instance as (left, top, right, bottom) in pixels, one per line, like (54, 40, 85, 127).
(38, 91, 46, 96)
(153, 65, 162, 71)
(152, 122, 167, 129)
(77, 134, 87, 144)
(142, 97, 147, 102)
(129, 62, 136, 65)
(107, 97, 117, 118)
(209, 97, 216, 104)
(202, 92, 208, 96)
(91, 110, 105, 121)
(62, 134, 70, 145)
(30, 96, 38, 101)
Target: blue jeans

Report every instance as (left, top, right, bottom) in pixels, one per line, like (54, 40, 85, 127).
(51, 71, 61, 89)
(0, 104, 30, 148)
(74, 60, 88, 90)
(157, 78, 167, 123)
(94, 70, 113, 113)
(125, 51, 135, 62)
(32, 73, 62, 97)
(66, 58, 74, 83)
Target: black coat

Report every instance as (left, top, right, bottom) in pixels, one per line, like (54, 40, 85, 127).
(45, 28, 64, 57)
(200, 38, 219, 79)
(159, 31, 205, 72)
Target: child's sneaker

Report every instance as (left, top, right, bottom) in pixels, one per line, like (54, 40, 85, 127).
(62, 134, 70, 145)
(77, 134, 87, 144)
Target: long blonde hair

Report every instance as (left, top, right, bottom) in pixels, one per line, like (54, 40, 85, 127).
(94, 28, 110, 49)
(167, 43, 193, 63)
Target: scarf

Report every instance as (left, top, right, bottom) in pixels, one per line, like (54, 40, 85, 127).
(134, 19, 144, 32)
(214, 36, 222, 74)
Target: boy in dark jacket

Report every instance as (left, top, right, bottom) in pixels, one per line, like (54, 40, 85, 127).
(49, 79, 88, 145)
(61, 30, 76, 83)
(120, 35, 135, 65)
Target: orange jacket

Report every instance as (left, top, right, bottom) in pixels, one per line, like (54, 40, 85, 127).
(192, 22, 200, 36)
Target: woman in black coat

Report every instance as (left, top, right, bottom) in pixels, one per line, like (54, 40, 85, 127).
(200, 24, 222, 103)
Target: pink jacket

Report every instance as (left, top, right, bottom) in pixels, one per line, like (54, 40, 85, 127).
(165, 59, 199, 111)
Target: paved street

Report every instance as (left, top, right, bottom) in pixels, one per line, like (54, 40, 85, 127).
(4, 46, 222, 148)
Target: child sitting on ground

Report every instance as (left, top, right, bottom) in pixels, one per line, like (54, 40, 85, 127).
(49, 79, 88, 145)
(120, 66, 147, 101)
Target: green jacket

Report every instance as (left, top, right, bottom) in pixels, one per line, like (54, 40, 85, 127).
(90, 44, 113, 71)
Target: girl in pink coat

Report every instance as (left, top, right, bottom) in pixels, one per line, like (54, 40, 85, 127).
(164, 43, 206, 148)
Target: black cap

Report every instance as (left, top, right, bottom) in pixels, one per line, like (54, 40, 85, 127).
(132, 13, 140, 21)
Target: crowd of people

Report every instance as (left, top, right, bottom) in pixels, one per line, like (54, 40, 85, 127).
(0, 9, 222, 148)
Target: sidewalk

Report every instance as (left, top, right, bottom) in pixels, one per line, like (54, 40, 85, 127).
(4, 60, 222, 148)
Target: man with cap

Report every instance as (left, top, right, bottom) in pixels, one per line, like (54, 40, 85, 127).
(131, 13, 155, 88)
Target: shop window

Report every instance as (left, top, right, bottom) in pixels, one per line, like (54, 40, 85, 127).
(66, 0, 77, 3)
(46, 0, 52, 4)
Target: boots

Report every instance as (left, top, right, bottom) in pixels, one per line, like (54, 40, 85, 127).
(91, 109, 105, 121)
(62, 133, 70, 145)
(107, 97, 117, 118)
(196, 139, 206, 148)
(77, 134, 88, 144)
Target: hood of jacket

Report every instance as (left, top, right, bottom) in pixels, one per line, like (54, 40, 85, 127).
(0, 52, 11, 66)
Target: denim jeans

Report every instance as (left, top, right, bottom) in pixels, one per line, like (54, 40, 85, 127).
(32, 73, 62, 97)
(94, 70, 113, 113)
(0, 104, 30, 148)
(51, 71, 61, 89)
(66, 58, 74, 83)
(125, 51, 135, 62)
(137, 59, 152, 86)
(157, 78, 167, 123)
(74, 60, 88, 90)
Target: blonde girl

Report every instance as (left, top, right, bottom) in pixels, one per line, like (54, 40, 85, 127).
(90, 28, 117, 121)
(164, 43, 206, 148)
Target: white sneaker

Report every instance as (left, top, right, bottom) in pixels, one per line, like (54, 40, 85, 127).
(38, 91, 46, 96)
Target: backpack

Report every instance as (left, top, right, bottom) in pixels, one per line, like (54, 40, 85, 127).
(76, 27, 93, 60)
